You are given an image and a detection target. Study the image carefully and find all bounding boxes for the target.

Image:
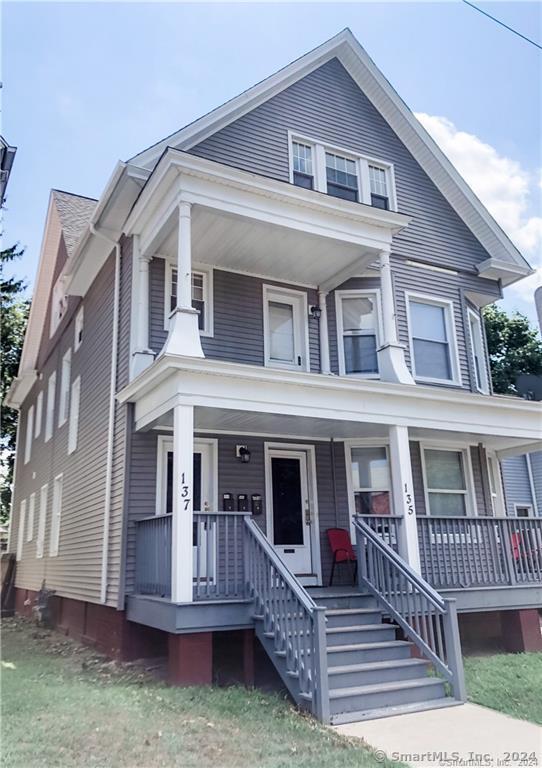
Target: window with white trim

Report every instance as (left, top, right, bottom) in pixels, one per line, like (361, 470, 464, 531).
(514, 504, 533, 518)
(16, 499, 26, 561)
(26, 492, 36, 542)
(350, 446, 392, 515)
(468, 309, 488, 393)
(166, 265, 213, 336)
(45, 372, 56, 443)
(336, 291, 381, 377)
(49, 474, 63, 557)
(74, 305, 84, 351)
(35, 391, 43, 438)
(36, 484, 48, 559)
(24, 405, 34, 464)
(68, 376, 81, 455)
(263, 286, 309, 372)
(423, 447, 471, 517)
(58, 348, 72, 427)
(487, 453, 505, 516)
(50, 275, 68, 337)
(407, 295, 460, 384)
(289, 134, 397, 211)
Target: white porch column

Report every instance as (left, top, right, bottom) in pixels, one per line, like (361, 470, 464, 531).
(171, 403, 194, 603)
(162, 201, 204, 358)
(389, 424, 421, 572)
(377, 248, 414, 385)
(318, 290, 331, 375)
(131, 236, 155, 379)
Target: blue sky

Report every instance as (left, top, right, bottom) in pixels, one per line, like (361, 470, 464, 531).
(2, 1, 541, 323)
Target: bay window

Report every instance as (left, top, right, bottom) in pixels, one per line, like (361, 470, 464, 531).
(422, 447, 471, 517)
(336, 291, 380, 377)
(407, 294, 460, 384)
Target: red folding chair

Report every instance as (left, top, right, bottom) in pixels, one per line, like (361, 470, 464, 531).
(327, 528, 357, 586)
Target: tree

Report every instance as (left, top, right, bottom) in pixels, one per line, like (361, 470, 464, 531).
(483, 304, 542, 395)
(1, 243, 30, 524)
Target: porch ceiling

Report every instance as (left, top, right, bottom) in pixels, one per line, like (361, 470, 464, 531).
(158, 204, 375, 288)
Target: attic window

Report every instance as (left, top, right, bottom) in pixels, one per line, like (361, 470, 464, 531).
(50, 275, 68, 337)
(292, 142, 313, 189)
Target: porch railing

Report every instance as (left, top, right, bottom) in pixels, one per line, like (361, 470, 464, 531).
(356, 514, 401, 551)
(353, 516, 466, 702)
(417, 516, 542, 590)
(134, 514, 172, 597)
(244, 517, 330, 722)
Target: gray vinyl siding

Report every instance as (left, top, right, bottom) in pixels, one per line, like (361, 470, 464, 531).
(501, 454, 537, 516)
(531, 452, 542, 515)
(409, 442, 426, 515)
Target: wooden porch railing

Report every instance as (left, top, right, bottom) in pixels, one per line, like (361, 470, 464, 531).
(356, 514, 401, 551)
(353, 516, 466, 702)
(417, 516, 542, 590)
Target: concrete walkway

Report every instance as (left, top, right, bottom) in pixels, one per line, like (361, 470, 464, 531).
(335, 704, 542, 767)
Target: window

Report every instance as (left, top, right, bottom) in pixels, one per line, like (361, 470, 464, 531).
(407, 295, 460, 384)
(292, 141, 313, 189)
(336, 291, 381, 377)
(369, 165, 389, 209)
(166, 265, 213, 336)
(24, 405, 34, 464)
(36, 484, 48, 559)
(16, 500, 26, 561)
(35, 391, 43, 438)
(487, 453, 504, 516)
(50, 275, 68, 337)
(468, 309, 488, 393)
(58, 348, 72, 427)
(49, 474, 63, 557)
(68, 376, 81, 455)
(515, 504, 533, 518)
(350, 446, 391, 515)
(74, 305, 84, 351)
(263, 286, 309, 371)
(326, 152, 359, 202)
(423, 447, 471, 517)
(26, 493, 35, 542)
(45, 372, 56, 442)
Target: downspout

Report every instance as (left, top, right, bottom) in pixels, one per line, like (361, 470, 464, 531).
(90, 223, 121, 605)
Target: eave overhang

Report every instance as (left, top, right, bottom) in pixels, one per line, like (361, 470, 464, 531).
(477, 257, 534, 288)
(5, 370, 38, 411)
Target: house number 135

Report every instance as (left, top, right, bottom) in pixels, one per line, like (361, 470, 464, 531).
(404, 483, 414, 515)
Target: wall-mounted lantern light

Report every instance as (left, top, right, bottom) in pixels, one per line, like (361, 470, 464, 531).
(309, 305, 322, 320)
(236, 445, 251, 463)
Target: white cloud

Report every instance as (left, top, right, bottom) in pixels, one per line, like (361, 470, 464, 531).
(415, 113, 542, 303)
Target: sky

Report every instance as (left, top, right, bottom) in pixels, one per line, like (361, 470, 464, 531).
(2, 1, 541, 324)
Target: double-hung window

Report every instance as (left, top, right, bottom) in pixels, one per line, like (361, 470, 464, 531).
(349, 445, 392, 516)
(292, 141, 314, 189)
(36, 484, 48, 559)
(27, 493, 36, 542)
(166, 265, 213, 336)
(35, 391, 43, 438)
(369, 165, 389, 209)
(24, 405, 34, 464)
(325, 152, 359, 202)
(49, 474, 63, 557)
(407, 295, 460, 384)
(58, 348, 72, 427)
(263, 286, 309, 372)
(423, 447, 471, 517)
(336, 291, 381, 377)
(45, 372, 56, 443)
(468, 309, 488, 393)
(16, 500, 26, 561)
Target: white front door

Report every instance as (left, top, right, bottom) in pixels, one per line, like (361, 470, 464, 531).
(264, 286, 309, 372)
(267, 449, 314, 578)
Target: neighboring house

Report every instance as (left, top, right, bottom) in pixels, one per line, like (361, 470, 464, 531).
(0, 135, 17, 205)
(6, 30, 542, 725)
(501, 285, 542, 520)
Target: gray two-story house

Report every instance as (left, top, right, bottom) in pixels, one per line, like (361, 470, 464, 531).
(7, 30, 542, 725)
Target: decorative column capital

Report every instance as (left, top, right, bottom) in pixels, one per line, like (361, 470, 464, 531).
(178, 200, 192, 219)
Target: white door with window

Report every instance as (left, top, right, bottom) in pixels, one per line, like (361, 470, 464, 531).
(266, 449, 314, 578)
(264, 287, 308, 371)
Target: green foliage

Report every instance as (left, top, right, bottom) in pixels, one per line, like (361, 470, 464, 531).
(1, 244, 30, 524)
(482, 304, 542, 395)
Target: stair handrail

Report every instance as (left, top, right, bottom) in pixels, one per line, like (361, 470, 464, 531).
(244, 518, 329, 722)
(353, 516, 466, 702)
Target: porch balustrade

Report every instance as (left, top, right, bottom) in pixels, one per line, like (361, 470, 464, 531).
(355, 514, 401, 551)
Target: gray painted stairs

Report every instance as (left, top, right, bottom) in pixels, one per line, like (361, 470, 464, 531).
(255, 587, 458, 724)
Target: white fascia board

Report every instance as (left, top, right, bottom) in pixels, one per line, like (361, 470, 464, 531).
(4, 370, 38, 411)
(477, 257, 534, 287)
(117, 356, 542, 443)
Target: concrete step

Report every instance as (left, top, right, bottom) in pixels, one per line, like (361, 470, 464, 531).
(327, 640, 413, 666)
(330, 696, 462, 725)
(329, 677, 446, 716)
(328, 658, 432, 689)
(325, 608, 384, 628)
(326, 623, 396, 646)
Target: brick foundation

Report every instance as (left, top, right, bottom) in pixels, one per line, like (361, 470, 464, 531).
(459, 608, 542, 654)
(168, 632, 213, 686)
(502, 609, 542, 653)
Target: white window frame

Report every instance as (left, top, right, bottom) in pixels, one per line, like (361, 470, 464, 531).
(263, 284, 310, 373)
(16, 500, 26, 561)
(24, 405, 34, 464)
(344, 438, 393, 541)
(420, 443, 476, 517)
(58, 348, 72, 427)
(35, 391, 43, 439)
(514, 503, 534, 518)
(36, 484, 48, 559)
(68, 376, 81, 455)
(74, 305, 84, 351)
(405, 292, 462, 386)
(486, 451, 505, 517)
(467, 308, 489, 394)
(287, 131, 397, 211)
(45, 372, 56, 443)
(155, 435, 219, 516)
(26, 492, 36, 542)
(164, 261, 214, 337)
(335, 289, 383, 378)
(49, 474, 63, 557)
(50, 275, 68, 337)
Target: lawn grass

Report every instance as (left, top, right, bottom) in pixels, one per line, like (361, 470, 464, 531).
(1, 618, 402, 768)
(464, 652, 542, 725)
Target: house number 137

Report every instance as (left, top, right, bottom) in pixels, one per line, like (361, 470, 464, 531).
(180, 472, 191, 511)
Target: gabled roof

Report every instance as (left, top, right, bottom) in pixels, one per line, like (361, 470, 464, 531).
(130, 28, 531, 277)
(52, 190, 97, 258)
